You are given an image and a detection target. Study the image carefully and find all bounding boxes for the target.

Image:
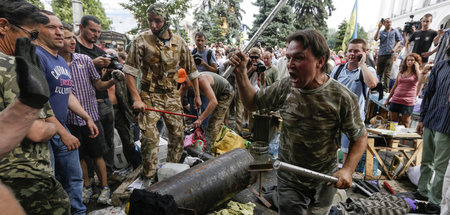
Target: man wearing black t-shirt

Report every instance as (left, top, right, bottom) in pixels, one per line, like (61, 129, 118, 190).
(406, 13, 438, 63)
(75, 15, 116, 180)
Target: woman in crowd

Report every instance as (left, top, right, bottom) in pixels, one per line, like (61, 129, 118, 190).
(384, 53, 423, 128)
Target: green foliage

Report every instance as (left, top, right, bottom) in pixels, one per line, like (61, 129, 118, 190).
(27, 0, 45, 9)
(291, 0, 335, 35)
(120, 0, 190, 35)
(51, 0, 111, 29)
(193, 0, 244, 45)
(249, 0, 296, 48)
(333, 19, 347, 52)
(357, 26, 368, 41)
(326, 28, 337, 50)
(332, 19, 369, 52)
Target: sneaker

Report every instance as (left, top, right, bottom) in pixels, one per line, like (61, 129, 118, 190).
(411, 191, 429, 201)
(97, 186, 111, 205)
(415, 202, 441, 214)
(82, 186, 93, 204)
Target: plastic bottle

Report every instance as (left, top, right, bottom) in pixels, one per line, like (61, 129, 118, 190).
(268, 132, 280, 160)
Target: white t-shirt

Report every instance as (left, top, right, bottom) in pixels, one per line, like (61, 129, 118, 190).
(390, 58, 401, 79)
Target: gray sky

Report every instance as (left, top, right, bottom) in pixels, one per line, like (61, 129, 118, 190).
(99, 0, 380, 34)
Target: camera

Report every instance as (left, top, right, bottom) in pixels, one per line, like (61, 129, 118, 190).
(404, 15, 420, 34)
(380, 18, 385, 24)
(103, 54, 123, 70)
(255, 62, 266, 73)
(193, 54, 203, 65)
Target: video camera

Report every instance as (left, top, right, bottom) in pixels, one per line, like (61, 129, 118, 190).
(255, 62, 266, 73)
(404, 15, 420, 34)
(193, 54, 203, 65)
(103, 54, 123, 70)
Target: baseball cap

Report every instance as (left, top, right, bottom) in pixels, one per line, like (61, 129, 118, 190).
(177, 68, 187, 83)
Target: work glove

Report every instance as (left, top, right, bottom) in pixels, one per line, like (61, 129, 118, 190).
(111, 69, 124, 82)
(14, 38, 50, 109)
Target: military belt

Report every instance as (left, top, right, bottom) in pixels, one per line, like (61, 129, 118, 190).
(141, 83, 174, 94)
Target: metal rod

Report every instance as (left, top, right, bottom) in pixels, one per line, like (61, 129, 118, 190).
(132, 106, 197, 118)
(222, 0, 288, 79)
(273, 160, 373, 197)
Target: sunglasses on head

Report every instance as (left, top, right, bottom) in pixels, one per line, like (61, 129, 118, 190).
(249, 56, 259, 59)
(12, 24, 39, 41)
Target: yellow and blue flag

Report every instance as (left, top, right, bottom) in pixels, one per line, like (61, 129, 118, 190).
(342, 0, 358, 51)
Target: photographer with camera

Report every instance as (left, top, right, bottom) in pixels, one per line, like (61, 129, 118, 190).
(406, 14, 438, 63)
(192, 32, 218, 73)
(247, 47, 266, 90)
(374, 18, 402, 91)
(75, 15, 117, 177)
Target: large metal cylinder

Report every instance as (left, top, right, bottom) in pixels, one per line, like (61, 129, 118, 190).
(147, 148, 255, 214)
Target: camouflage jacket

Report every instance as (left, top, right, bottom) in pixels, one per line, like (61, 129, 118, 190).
(0, 51, 54, 179)
(254, 76, 366, 190)
(123, 30, 199, 92)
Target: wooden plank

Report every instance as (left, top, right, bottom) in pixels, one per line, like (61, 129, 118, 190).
(373, 146, 416, 152)
(366, 128, 421, 138)
(365, 138, 375, 178)
(401, 151, 412, 165)
(111, 165, 143, 206)
(415, 139, 423, 165)
(390, 139, 399, 148)
(367, 143, 393, 180)
(397, 141, 422, 178)
(364, 175, 387, 180)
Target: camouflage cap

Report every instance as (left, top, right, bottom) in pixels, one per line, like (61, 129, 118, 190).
(146, 2, 170, 21)
(147, 2, 171, 38)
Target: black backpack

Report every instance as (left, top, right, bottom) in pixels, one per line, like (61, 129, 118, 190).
(192, 48, 213, 65)
(333, 64, 368, 100)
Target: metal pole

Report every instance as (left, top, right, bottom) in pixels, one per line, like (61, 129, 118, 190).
(273, 160, 372, 196)
(222, 0, 288, 79)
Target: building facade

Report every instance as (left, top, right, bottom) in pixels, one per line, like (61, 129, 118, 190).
(379, 0, 450, 30)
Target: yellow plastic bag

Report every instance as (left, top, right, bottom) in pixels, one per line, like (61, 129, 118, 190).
(213, 125, 248, 156)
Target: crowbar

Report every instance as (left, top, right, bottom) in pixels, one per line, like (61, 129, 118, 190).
(132, 106, 197, 118)
(273, 160, 372, 196)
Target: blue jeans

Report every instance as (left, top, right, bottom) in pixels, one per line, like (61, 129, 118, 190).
(189, 94, 210, 127)
(50, 130, 86, 215)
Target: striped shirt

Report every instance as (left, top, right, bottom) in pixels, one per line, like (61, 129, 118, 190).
(67, 53, 100, 126)
(434, 29, 449, 63)
(420, 59, 450, 134)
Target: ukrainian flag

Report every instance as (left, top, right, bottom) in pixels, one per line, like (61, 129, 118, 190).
(342, 0, 358, 51)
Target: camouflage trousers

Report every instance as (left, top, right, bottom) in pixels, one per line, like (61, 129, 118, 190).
(206, 91, 234, 153)
(138, 90, 185, 178)
(1, 176, 70, 215)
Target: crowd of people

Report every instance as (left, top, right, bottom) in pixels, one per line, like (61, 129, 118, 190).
(0, 0, 449, 214)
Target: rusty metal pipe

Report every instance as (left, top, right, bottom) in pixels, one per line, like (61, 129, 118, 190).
(147, 148, 255, 214)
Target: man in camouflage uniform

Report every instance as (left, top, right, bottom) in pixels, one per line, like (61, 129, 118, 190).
(0, 1, 71, 213)
(124, 2, 201, 179)
(230, 30, 368, 215)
